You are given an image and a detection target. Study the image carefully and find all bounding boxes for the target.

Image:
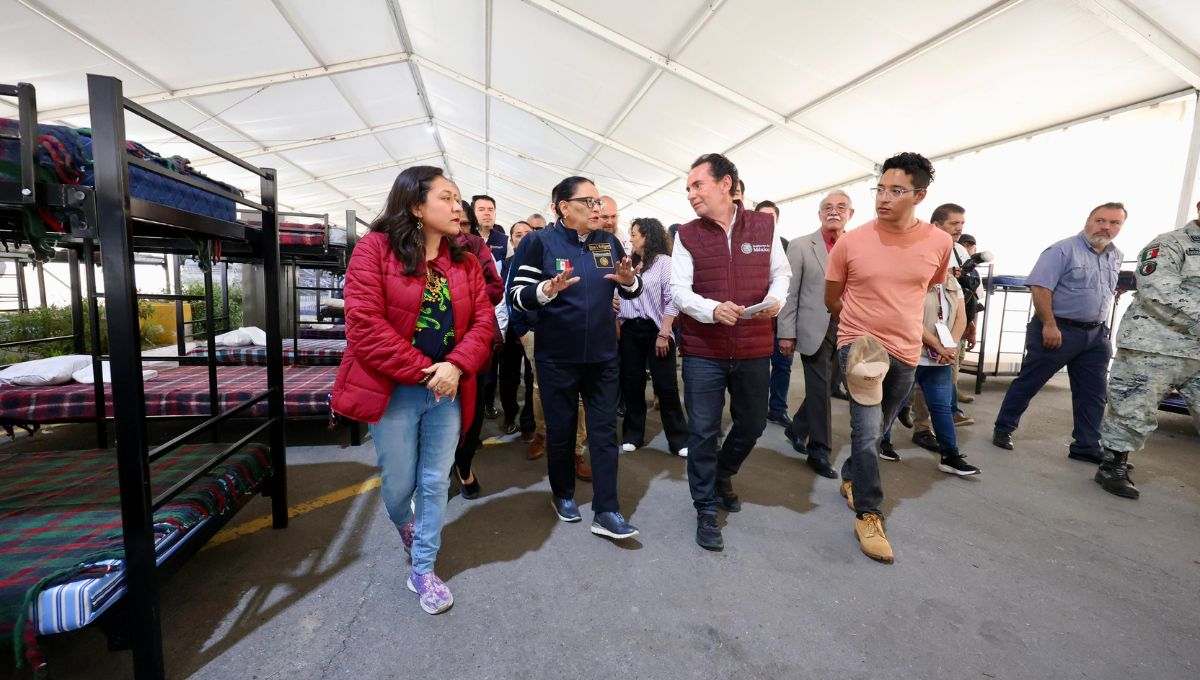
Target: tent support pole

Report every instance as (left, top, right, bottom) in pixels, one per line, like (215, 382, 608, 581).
(1177, 92, 1200, 228)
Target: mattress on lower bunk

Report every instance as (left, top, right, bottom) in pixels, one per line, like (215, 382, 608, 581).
(246, 221, 348, 247)
(0, 443, 271, 641)
(186, 339, 346, 366)
(990, 274, 1029, 288)
(298, 325, 345, 340)
(0, 365, 334, 424)
(0, 118, 242, 224)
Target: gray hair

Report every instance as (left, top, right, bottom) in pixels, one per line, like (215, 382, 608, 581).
(819, 190, 852, 207)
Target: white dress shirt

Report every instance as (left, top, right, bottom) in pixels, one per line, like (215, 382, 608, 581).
(670, 204, 791, 323)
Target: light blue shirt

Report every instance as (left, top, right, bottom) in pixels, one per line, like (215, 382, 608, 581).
(1026, 232, 1122, 324)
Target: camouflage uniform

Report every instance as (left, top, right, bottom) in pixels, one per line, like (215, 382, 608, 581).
(1099, 221, 1200, 453)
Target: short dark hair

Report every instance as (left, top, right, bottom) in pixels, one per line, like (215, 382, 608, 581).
(930, 203, 964, 225)
(754, 200, 779, 219)
(1087, 202, 1127, 220)
(550, 176, 595, 218)
(691, 153, 739, 198)
(737, 179, 746, 195)
(471, 194, 496, 210)
(880, 152, 935, 190)
(958, 233, 977, 246)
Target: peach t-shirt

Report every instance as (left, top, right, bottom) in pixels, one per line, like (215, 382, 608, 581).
(825, 219, 952, 366)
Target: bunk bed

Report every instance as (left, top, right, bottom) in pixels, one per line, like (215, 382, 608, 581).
(184, 338, 345, 366)
(0, 76, 288, 680)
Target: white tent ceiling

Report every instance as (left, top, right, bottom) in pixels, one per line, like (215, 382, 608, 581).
(2, 0, 1198, 231)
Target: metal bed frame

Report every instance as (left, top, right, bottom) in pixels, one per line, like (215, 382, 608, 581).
(1, 76, 288, 680)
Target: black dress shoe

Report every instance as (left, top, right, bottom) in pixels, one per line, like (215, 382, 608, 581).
(767, 411, 793, 429)
(1068, 449, 1105, 465)
(911, 430, 939, 452)
(897, 405, 913, 429)
(696, 513, 723, 551)
(786, 432, 808, 456)
(992, 430, 1015, 450)
(484, 404, 499, 419)
(806, 452, 837, 479)
(457, 466, 481, 500)
(617, 403, 627, 417)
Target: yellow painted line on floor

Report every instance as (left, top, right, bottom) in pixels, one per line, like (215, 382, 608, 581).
(204, 475, 381, 550)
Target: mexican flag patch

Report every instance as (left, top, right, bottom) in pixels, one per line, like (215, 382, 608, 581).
(1138, 244, 1160, 261)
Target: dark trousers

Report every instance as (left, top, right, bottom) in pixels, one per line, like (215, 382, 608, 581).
(454, 372, 490, 477)
(498, 331, 535, 432)
(768, 336, 793, 416)
(994, 318, 1110, 454)
(619, 318, 688, 453)
(682, 355, 770, 514)
(786, 319, 837, 456)
(482, 359, 500, 408)
(838, 345, 916, 516)
(537, 358, 621, 513)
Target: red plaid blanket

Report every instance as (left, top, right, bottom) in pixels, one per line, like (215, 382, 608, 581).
(298, 325, 345, 340)
(0, 365, 334, 424)
(187, 339, 346, 366)
(0, 442, 271, 665)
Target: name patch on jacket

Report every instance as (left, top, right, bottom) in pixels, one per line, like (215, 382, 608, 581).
(740, 242, 771, 254)
(589, 243, 614, 268)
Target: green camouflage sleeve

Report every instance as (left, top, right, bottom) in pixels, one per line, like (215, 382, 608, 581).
(1134, 236, 1200, 334)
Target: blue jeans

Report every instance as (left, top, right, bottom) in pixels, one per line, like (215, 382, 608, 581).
(914, 365, 958, 455)
(682, 355, 770, 513)
(768, 337, 793, 416)
(368, 383, 461, 574)
(838, 345, 916, 516)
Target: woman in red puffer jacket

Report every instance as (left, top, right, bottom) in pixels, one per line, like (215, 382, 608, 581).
(332, 165, 494, 615)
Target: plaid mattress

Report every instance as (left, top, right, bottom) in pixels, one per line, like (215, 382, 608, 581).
(0, 443, 271, 663)
(0, 365, 334, 424)
(298, 325, 345, 340)
(187, 339, 346, 367)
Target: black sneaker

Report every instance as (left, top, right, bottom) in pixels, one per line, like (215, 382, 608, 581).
(484, 404, 499, 420)
(551, 496, 582, 522)
(591, 511, 639, 540)
(911, 430, 939, 452)
(696, 513, 723, 551)
(938, 454, 980, 476)
(878, 440, 901, 462)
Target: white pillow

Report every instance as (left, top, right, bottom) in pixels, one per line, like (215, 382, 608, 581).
(0, 355, 92, 386)
(72, 362, 158, 384)
(242, 326, 268, 346)
(214, 329, 251, 346)
(324, 298, 345, 310)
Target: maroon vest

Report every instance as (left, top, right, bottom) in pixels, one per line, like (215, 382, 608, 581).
(677, 205, 775, 360)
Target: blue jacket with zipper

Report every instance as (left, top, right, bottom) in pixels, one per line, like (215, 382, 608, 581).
(507, 221, 643, 363)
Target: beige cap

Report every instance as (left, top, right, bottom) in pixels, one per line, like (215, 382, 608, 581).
(846, 336, 890, 406)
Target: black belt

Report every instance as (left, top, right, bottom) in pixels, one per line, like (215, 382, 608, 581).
(1054, 317, 1102, 330)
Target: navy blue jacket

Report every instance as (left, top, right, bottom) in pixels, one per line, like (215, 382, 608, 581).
(508, 221, 643, 363)
(484, 229, 508, 268)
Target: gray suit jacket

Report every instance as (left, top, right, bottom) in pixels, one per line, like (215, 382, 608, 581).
(777, 229, 832, 356)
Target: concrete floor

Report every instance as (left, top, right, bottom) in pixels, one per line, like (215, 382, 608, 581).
(3, 371, 1199, 680)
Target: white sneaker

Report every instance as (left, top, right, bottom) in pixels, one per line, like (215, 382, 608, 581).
(621, 443, 637, 452)
(678, 448, 688, 457)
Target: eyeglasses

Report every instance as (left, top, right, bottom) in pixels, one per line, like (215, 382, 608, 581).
(565, 197, 604, 209)
(821, 206, 850, 213)
(871, 186, 922, 199)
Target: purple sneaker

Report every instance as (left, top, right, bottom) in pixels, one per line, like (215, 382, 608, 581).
(398, 520, 414, 557)
(406, 571, 453, 614)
